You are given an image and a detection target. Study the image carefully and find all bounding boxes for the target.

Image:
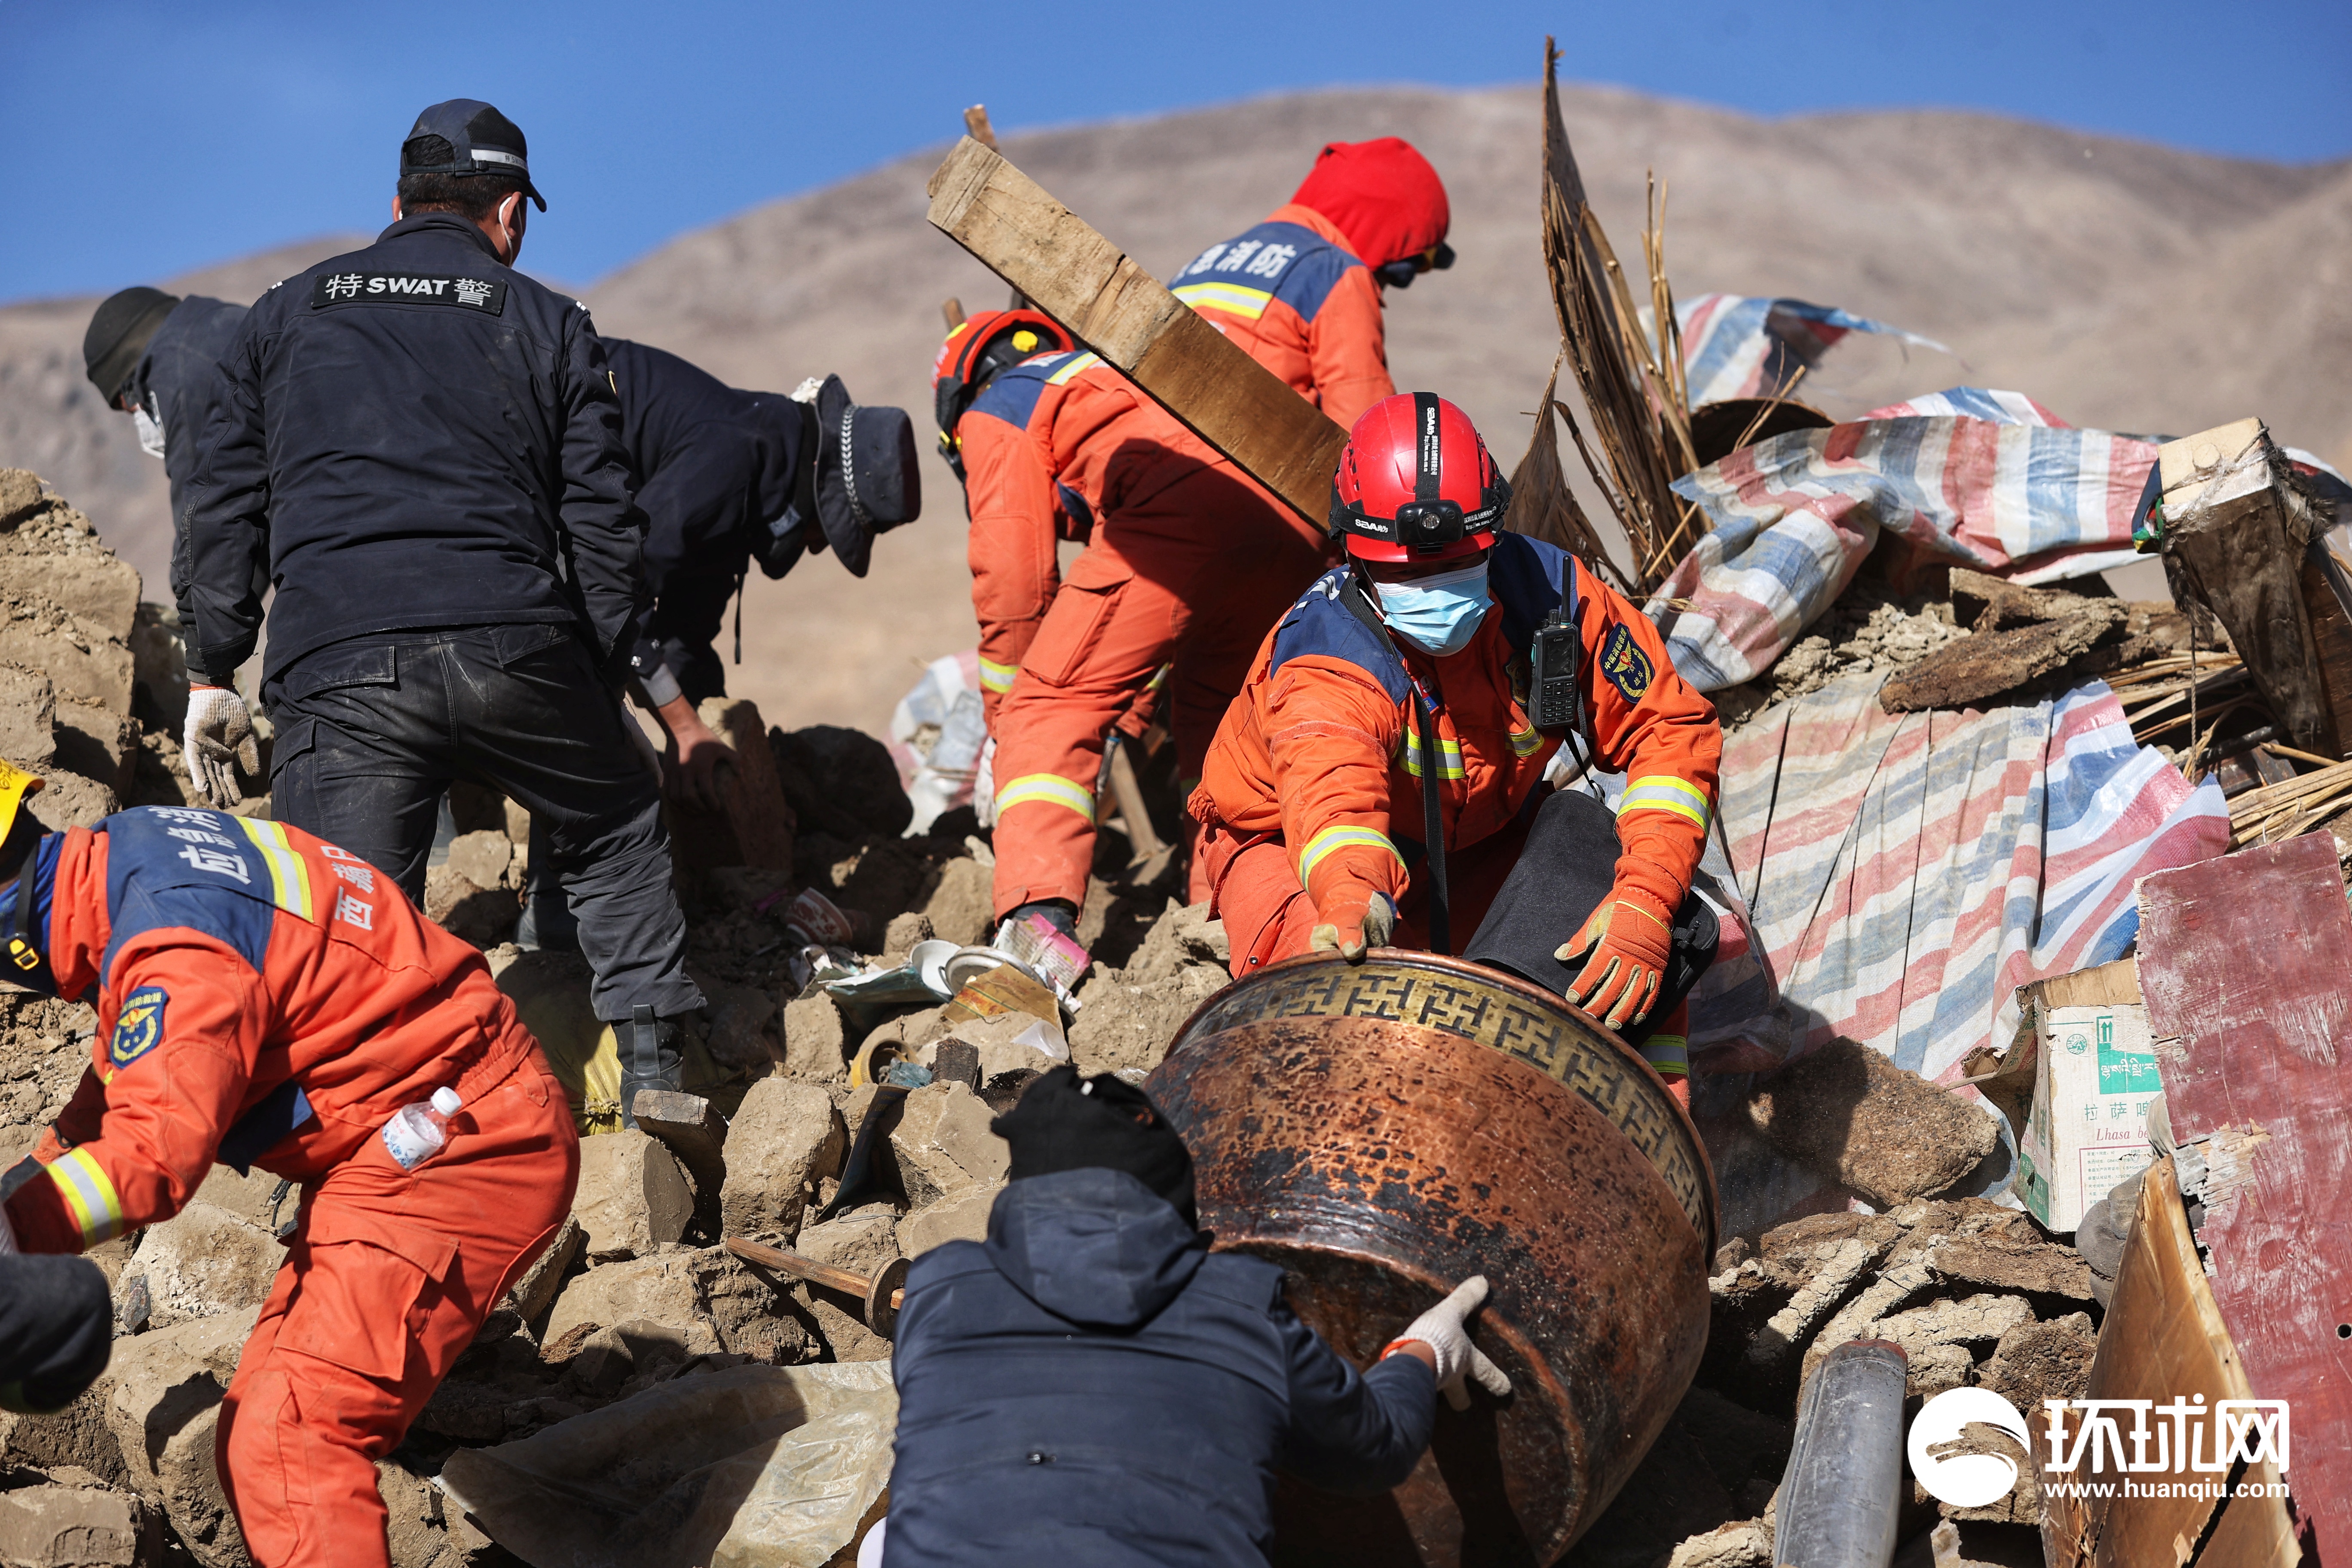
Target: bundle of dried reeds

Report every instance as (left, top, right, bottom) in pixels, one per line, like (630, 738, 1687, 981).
(1502, 358, 1638, 599)
(1535, 38, 1703, 595)
(2228, 756, 2352, 849)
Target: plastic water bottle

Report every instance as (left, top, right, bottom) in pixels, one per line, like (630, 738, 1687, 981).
(381, 1087, 463, 1171)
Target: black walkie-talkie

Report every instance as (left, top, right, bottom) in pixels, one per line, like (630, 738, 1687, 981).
(1530, 604, 1580, 731)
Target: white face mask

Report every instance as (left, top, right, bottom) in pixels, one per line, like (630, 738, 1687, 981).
(132, 398, 166, 461)
(1371, 557, 1493, 656)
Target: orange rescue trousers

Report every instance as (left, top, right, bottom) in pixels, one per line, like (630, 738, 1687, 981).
(1198, 816, 1692, 1107)
(216, 1062, 579, 1568)
(990, 465, 1328, 918)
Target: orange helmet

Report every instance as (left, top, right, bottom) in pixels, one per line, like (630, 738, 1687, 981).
(931, 309, 1075, 475)
(1328, 392, 1509, 563)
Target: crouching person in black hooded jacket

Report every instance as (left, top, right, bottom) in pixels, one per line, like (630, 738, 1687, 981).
(878, 1066, 1507, 1567)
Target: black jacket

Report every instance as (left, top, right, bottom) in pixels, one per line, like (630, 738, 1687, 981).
(606, 339, 804, 706)
(182, 213, 646, 685)
(121, 294, 252, 631)
(886, 1168, 1434, 1567)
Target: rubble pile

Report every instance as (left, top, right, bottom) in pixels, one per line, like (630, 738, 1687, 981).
(0, 470, 1239, 1563)
(0, 413, 2330, 1565)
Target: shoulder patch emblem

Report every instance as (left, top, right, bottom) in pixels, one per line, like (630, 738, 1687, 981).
(111, 987, 168, 1070)
(1599, 623, 1655, 704)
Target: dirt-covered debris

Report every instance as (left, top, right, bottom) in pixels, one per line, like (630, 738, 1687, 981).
(1743, 1038, 2002, 1209)
(1712, 581, 1969, 726)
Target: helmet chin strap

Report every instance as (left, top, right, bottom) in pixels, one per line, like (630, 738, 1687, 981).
(3, 842, 43, 983)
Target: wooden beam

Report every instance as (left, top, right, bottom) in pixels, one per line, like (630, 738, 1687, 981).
(925, 135, 1348, 527)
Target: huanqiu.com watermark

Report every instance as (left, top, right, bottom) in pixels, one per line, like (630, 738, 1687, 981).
(1907, 1387, 2291, 1507)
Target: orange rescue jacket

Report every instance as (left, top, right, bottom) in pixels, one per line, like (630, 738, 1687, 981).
(956, 348, 1278, 723)
(1170, 205, 1393, 433)
(1195, 534, 1721, 925)
(3, 808, 541, 1255)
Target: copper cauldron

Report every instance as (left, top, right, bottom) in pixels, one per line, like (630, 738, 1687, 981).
(1146, 951, 1716, 1567)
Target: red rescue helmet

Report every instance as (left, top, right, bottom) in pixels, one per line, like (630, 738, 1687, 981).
(1328, 392, 1510, 563)
(931, 309, 1075, 462)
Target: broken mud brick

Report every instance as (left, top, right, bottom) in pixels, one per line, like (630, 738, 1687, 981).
(1743, 1039, 2000, 1209)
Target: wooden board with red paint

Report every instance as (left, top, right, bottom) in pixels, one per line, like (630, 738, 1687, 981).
(2136, 833, 2352, 1556)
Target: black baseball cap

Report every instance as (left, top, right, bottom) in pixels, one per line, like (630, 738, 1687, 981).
(400, 99, 545, 211)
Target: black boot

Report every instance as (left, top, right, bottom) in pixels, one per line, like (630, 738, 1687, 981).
(618, 1004, 686, 1129)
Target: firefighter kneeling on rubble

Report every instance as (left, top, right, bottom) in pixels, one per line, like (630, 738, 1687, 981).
(0, 762, 579, 1568)
(1193, 394, 1724, 1095)
(876, 1064, 1507, 1567)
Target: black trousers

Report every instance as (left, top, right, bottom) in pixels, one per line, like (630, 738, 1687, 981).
(264, 623, 703, 1022)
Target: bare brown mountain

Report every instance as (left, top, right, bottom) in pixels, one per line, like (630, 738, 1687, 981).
(4, 83, 2344, 734)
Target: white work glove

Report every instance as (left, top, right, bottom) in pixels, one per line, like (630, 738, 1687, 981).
(183, 686, 259, 808)
(1387, 1275, 1512, 1411)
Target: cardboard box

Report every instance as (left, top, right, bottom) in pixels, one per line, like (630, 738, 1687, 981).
(2010, 958, 2161, 1233)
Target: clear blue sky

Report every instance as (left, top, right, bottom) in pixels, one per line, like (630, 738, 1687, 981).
(5, 0, 2346, 303)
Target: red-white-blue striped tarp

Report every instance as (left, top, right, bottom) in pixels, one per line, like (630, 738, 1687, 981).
(1650, 390, 2156, 691)
(1694, 672, 2229, 1083)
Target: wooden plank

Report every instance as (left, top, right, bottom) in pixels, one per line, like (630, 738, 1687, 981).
(2040, 1155, 2299, 1568)
(925, 136, 1349, 527)
(2137, 835, 2349, 1556)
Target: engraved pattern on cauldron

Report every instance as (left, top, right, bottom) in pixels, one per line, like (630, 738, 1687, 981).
(1152, 962, 1715, 1566)
(1186, 957, 1712, 1246)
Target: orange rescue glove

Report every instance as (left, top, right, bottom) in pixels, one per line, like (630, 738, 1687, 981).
(1309, 882, 1396, 962)
(1557, 882, 1674, 1030)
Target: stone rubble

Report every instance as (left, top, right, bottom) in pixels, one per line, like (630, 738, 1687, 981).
(0, 470, 2103, 1568)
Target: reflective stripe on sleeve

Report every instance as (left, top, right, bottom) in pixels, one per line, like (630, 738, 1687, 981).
(1639, 1033, 1689, 1078)
(1509, 726, 1544, 758)
(1045, 352, 1104, 386)
(994, 773, 1096, 824)
(233, 817, 316, 920)
(1398, 731, 1465, 780)
(1172, 282, 1274, 320)
(46, 1149, 125, 1247)
(1298, 826, 1406, 882)
(978, 658, 1019, 694)
(1620, 775, 1712, 831)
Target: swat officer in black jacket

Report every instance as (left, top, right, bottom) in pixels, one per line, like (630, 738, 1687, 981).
(83, 287, 264, 715)
(183, 98, 704, 1115)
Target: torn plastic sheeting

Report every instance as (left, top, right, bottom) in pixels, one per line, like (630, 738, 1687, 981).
(1702, 671, 2227, 1085)
(1674, 293, 1951, 408)
(436, 1363, 895, 1568)
(1648, 392, 2156, 691)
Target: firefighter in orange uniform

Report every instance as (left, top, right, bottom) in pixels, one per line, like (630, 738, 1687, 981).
(1172, 136, 1452, 433)
(932, 311, 1332, 935)
(0, 762, 577, 1568)
(1191, 395, 1723, 1096)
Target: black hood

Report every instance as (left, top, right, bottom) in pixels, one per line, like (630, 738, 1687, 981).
(981, 1167, 1207, 1331)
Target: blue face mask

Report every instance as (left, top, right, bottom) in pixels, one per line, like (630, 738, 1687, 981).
(1372, 558, 1491, 656)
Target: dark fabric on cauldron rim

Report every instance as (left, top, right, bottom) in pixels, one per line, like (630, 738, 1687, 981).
(1462, 785, 1718, 1046)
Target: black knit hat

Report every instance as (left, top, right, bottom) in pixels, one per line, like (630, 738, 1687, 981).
(991, 1065, 1197, 1227)
(83, 287, 180, 404)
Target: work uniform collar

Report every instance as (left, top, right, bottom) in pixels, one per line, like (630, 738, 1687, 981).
(374, 210, 507, 262)
(1265, 202, 1362, 263)
(0, 832, 85, 1000)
